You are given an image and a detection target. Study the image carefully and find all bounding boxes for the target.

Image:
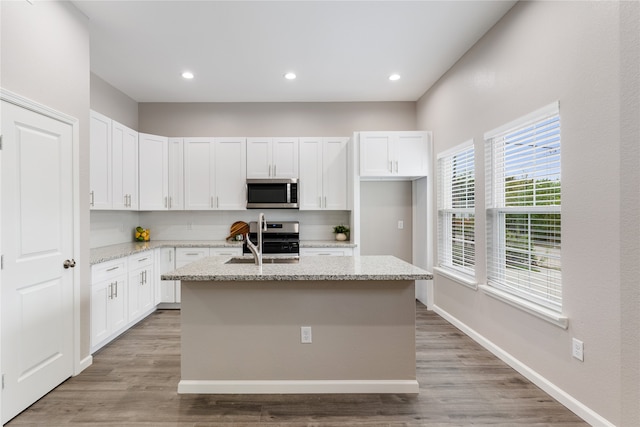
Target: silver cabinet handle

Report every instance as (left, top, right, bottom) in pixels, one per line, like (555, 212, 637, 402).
(138, 257, 149, 262)
(324, 196, 327, 208)
(211, 196, 214, 208)
(106, 266, 119, 272)
(318, 197, 322, 208)
(164, 196, 168, 208)
(109, 282, 114, 300)
(268, 164, 272, 177)
(114, 282, 118, 298)
(169, 196, 172, 209)
(395, 161, 399, 173)
(216, 196, 219, 208)
(90, 191, 94, 207)
(389, 161, 393, 172)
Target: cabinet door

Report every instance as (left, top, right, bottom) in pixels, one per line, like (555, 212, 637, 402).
(91, 280, 110, 348)
(272, 138, 298, 178)
(246, 138, 272, 178)
(175, 248, 210, 303)
(128, 267, 143, 321)
(298, 138, 323, 210)
(184, 138, 214, 210)
(89, 111, 112, 209)
(110, 277, 127, 334)
(139, 133, 169, 210)
(322, 137, 349, 210)
(139, 265, 154, 313)
(395, 132, 428, 176)
(359, 133, 393, 177)
(156, 248, 176, 304)
(112, 121, 138, 210)
(214, 138, 246, 209)
(168, 138, 184, 210)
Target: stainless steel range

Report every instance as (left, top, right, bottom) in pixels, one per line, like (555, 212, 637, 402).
(243, 221, 299, 257)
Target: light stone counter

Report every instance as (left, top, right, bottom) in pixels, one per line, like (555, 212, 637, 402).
(163, 255, 432, 282)
(90, 240, 356, 265)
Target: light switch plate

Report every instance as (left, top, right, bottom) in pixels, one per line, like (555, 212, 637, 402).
(572, 338, 584, 361)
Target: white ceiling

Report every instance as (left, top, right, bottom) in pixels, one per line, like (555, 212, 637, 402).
(72, 1, 516, 103)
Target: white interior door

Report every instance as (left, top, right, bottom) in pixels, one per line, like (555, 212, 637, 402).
(1, 100, 75, 424)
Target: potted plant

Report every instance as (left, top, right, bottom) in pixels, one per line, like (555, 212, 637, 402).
(333, 224, 350, 241)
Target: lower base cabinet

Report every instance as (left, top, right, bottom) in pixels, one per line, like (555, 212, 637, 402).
(91, 258, 128, 352)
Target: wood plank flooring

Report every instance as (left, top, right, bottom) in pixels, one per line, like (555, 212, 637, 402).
(6, 302, 588, 426)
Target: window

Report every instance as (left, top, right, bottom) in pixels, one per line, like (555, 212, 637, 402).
(437, 140, 475, 278)
(485, 102, 561, 312)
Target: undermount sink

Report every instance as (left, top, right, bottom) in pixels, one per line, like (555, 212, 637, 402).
(225, 257, 300, 265)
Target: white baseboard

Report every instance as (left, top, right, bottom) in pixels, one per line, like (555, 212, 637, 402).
(178, 379, 419, 395)
(432, 304, 615, 427)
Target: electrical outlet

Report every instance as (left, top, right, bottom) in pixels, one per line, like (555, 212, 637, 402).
(572, 338, 584, 361)
(301, 326, 312, 344)
(398, 220, 404, 229)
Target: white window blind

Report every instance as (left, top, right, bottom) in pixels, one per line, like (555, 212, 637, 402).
(437, 140, 475, 277)
(485, 102, 562, 311)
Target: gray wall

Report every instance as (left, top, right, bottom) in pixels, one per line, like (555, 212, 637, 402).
(359, 181, 413, 263)
(90, 73, 139, 130)
(416, 1, 638, 425)
(138, 101, 416, 136)
(1, 1, 92, 365)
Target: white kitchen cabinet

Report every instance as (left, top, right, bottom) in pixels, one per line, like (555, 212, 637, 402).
(139, 133, 169, 210)
(209, 247, 243, 257)
(127, 252, 154, 322)
(168, 138, 184, 210)
(156, 247, 177, 305)
(112, 121, 138, 210)
(359, 131, 429, 178)
(299, 137, 349, 210)
(184, 137, 246, 210)
(247, 137, 298, 178)
(89, 110, 112, 209)
(174, 248, 211, 303)
(300, 247, 354, 256)
(91, 258, 127, 352)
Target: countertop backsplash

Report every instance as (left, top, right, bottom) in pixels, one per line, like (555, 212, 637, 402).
(90, 209, 350, 249)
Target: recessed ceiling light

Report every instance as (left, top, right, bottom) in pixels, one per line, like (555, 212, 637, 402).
(284, 72, 297, 80)
(182, 71, 194, 80)
(389, 74, 401, 81)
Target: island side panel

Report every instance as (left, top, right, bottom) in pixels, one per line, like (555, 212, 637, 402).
(180, 280, 416, 384)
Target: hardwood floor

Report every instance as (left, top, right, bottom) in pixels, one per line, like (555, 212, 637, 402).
(7, 302, 588, 426)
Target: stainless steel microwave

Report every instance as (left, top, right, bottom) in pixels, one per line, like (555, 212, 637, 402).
(246, 178, 299, 209)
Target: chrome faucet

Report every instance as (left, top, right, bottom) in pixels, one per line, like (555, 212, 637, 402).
(245, 212, 267, 265)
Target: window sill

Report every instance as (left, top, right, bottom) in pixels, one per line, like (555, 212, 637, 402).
(479, 284, 569, 329)
(434, 267, 478, 290)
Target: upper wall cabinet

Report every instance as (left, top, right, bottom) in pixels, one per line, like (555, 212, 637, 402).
(359, 131, 429, 179)
(90, 111, 112, 209)
(168, 138, 184, 210)
(90, 110, 138, 210)
(138, 133, 169, 210)
(247, 137, 298, 178)
(184, 137, 247, 210)
(299, 137, 349, 210)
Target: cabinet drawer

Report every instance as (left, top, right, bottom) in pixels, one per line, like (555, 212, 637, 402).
(300, 248, 353, 256)
(209, 247, 242, 257)
(129, 251, 154, 267)
(175, 248, 210, 265)
(91, 258, 127, 283)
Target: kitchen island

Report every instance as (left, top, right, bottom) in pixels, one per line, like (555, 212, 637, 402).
(162, 255, 432, 395)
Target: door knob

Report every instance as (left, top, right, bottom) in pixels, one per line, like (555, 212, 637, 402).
(63, 259, 76, 269)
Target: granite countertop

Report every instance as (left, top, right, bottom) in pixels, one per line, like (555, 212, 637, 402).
(90, 240, 357, 265)
(162, 255, 432, 282)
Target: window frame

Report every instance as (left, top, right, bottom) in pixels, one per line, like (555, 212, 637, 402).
(437, 139, 476, 282)
(484, 102, 562, 314)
